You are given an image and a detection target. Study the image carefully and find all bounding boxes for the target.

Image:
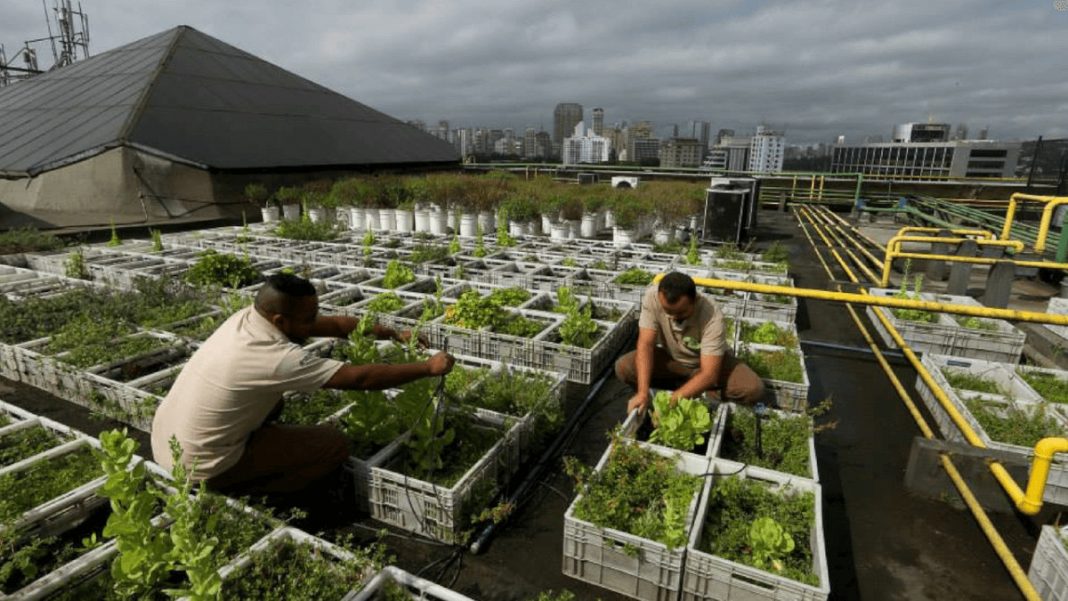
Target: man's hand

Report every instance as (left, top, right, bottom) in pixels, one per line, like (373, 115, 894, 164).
(398, 329, 430, 349)
(627, 391, 650, 416)
(425, 351, 455, 377)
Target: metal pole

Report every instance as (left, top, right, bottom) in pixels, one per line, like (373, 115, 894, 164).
(1027, 136, 1043, 189)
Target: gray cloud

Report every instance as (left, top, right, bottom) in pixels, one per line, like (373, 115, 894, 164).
(2, 0, 1065, 144)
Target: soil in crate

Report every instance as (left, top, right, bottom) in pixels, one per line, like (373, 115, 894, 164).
(0, 504, 109, 594)
(0, 424, 69, 468)
(393, 417, 503, 487)
(0, 446, 102, 522)
(220, 537, 371, 600)
(699, 475, 818, 586)
(280, 390, 352, 426)
(719, 409, 812, 478)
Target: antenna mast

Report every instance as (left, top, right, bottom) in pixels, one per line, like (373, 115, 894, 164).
(0, 0, 90, 87)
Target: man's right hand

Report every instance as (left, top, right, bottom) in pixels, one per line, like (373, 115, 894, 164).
(627, 392, 650, 416)
(426, 351, 455, 377)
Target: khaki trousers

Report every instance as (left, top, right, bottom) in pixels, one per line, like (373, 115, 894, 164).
(614, 347, 766, 406)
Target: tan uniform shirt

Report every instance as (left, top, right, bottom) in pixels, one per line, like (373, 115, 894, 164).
(151, 306, 344, 479)
(638, 285, 727, 368)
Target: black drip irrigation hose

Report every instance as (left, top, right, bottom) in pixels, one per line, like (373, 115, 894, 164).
(468, 365, 614, 554)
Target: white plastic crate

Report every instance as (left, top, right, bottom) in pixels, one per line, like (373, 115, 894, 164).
(562, 440, 709, 601)
(729, 317, 801, 354)
(522, 315, 632, 385)
(367, 412, 515, 544)
(925, 293, 1025, 363)
(916, 354, 1068, 505)
(1029, 524, 1068, 601)
(1046, 297, 1068, 342)
(738, 342, 810, 412)
(713, 403, 820, 482)
(682, 459, 828, 601)
(344, 434, 408, 514)
(352, 566, 477, 601)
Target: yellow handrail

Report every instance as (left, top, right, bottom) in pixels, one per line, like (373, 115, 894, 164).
(1000, 192, 1065, 242)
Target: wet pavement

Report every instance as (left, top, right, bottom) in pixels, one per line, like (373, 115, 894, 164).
(0, 209, 1058, 600)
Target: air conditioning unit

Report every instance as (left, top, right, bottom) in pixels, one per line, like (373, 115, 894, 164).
(611, 176, 640, 189)
(701, 176, 760, 244)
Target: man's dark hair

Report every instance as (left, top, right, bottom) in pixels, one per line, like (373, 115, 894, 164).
(255, 273, 317, 315)
(658, 272, 697, 303)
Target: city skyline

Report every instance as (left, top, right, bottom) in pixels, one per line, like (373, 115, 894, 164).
(3, 1, 1066, 145)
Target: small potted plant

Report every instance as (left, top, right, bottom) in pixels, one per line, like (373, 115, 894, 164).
(301, 180, 333, 223)
(275, 186, 301, 221)
(408, 177, 432, 233)
(611, 193, 645, 246)
(247, 183, 274, 223)
(581, 193, 607, 239)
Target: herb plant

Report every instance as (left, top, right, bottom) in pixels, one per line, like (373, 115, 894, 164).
(761, 242, 789, 265)
(700, 475, 817, 585)
(686, 234, 701, 266)
(955, 316, 998, 331)
(741, 347, 804, 383)
(185, 250, 261, 288)
(488, 287, 530, 307)
(0, 425, 64, 469)
(613, 267, 654, 287)
(365, 292, 407, 314)
(648, 392, 712, 451)
(0, 446, 102, 525)
(559, 304, 600, 348)
(273, 217, 339, 241)
(720, 408, 812, 477)
(741, 322, 798, 347)
(566, 440, 700, 549)
(965, 398, 1067, 447)
(1019, 370, 1068, 404)
(942, 370, 1003, 395)
(0, 227, 63, 254)
(219, 536, 375, 600)
(64, 249, 89, 279)
(444, 289, 502, 330)
(891, 268, 935, 323)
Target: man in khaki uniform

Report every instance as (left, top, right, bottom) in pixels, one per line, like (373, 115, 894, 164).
(615, 271, 764, 414)
(152, 273, 453, 494)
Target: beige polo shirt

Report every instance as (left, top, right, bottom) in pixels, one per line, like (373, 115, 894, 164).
(151, 306, 345, 480)
(638, 285, 727, 369)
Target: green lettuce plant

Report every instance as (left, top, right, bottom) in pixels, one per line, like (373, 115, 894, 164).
(649, 391, 711, 450)
(749, 516, 795, 574)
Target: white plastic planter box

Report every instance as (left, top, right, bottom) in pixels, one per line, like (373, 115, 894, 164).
(916, 354, 1068, 504)
(925, 293, 1025, 363)
(738, 342, 810, 412)
(367, 412, 517, 544)
(865, 288, 966, 355)
(562, 440, 708, 601)
(212, 526, 370, 592)
(352, 566, 477, 601)
(730, 317, 801, 354)
(713, 402, 820, 482)
(1028, 524, 1068, 601)
(524, 313, 637, 384)
(682, 460, 829, 601)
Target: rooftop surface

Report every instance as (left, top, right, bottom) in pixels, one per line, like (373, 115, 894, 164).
(0, 209, 1057, 600)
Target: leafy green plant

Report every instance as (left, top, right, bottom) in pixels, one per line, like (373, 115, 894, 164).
(444, 289, 502, 330)
(613, 267, 654, 287)
(566, 439, 700, 549)
(741, 322, 798, 347)
(47, 315, 167, 369)
(559, 304, 600, 348)
(448, 234, 461, 255)
(0, 425, 64, 469)
(219, 535, 377, 600)
(0, 446, 101, 524)
(185, 250, 261, 288)
(163, 438, 223, 600)
(362, 230, 375, 258)
(488, 287, 530, 307)
(496, 207, 516, 247)
(0, 227, 63, 254)
(280, 390, 352, 425)
(942, 369, 1003, 395)
(496, 314, 546, 338)
(749, 517, 795, 574)
(719, 259, 754, 272)
(560, 257, 577, 267)
(964, 397, 1067, 447)
(473, 223, 487, 258)
(338, 390, 402, 458)
(381, 260, 415, 289)
(700, 475, 817, 585)
(64, 249, 89, 280)
(741, 347, 804, 383)
(273, 217, 339, 241)
(761, 242, 789, 264)
(365, 292, 407, 313)
(648, 392, 712, 451)
(409, 243, 450, 264)
(149, 229, 164, 252)
(715, 244, 745, 260)
(1019, 370, 1068, 404)
(956, 316, 998, 331)
(891, 264, 935, 323)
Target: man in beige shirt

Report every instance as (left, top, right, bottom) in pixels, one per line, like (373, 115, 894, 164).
(615, 271, 764, 415)
(151, 273, 453, 494)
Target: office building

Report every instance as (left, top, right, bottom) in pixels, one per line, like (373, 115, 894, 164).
(553, 103, 583, 145)
(704, 135, 751, 171)
(892, 122, 950, 143)
(627, 137, 661, 164)
(830, 140, 1022, 178)
(659, 137, 702, 169)
(562, 121, 610, 165)
(748, 125, 785, 173)
(688, 120, 711, 158)
(592, 108, 604, 136)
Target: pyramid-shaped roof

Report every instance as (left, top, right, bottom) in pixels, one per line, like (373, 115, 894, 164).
(0, 26, 458, 176)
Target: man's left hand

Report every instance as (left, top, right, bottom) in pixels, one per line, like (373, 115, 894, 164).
(397, 329, 430, 349)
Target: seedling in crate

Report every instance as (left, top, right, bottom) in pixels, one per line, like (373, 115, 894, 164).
(150, 228, 164, 252)
(64, 248, 89, 280)
(381, 260, 415, 289)
(612, 267, 654, 287)
(1019, 370, 1068, 404)
(107, 220, 122, 247)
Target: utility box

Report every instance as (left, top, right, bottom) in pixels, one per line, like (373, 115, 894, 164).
(702, 177, 759, 244)
(611, 176, 639, 189)
(578, 172, 599, 185)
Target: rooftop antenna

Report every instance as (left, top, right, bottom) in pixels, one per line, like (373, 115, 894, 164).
(0, 0, 90, 87)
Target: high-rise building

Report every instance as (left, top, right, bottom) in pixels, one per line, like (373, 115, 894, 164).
(553, 103, 583, 145)
(592, 108, 604, 136)
(688, 120, 711, 157)
(562, 121, 611, 165)
(704, 136, 750, 172)
(659, 137, 702, 169)
(748, 126, 785, 173)
(715, 128, 735, 145)
(628, 138, 661, 164)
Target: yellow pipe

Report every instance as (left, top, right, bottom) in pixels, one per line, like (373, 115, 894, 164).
(896, 226, 995, 241)
(889, 251, 1068, 270)
(820, 208, 886, 251)
(794, 209, 1041, 600)
(1035, 197, 1068, 253)
(807, 208, 886, 269)
(818, 175, 825, 202)
(802, 209, 1068, 518)
(1001, 193, 1061, 241)
(886, 235, 1025, 255)
(809, 175, 816, 201)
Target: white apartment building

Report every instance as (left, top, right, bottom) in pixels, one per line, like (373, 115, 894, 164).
(748, 125, 785, 173)
(562, 121, 611, 165)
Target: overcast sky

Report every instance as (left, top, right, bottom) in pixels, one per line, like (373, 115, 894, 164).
(3, 0, 1067, 144)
